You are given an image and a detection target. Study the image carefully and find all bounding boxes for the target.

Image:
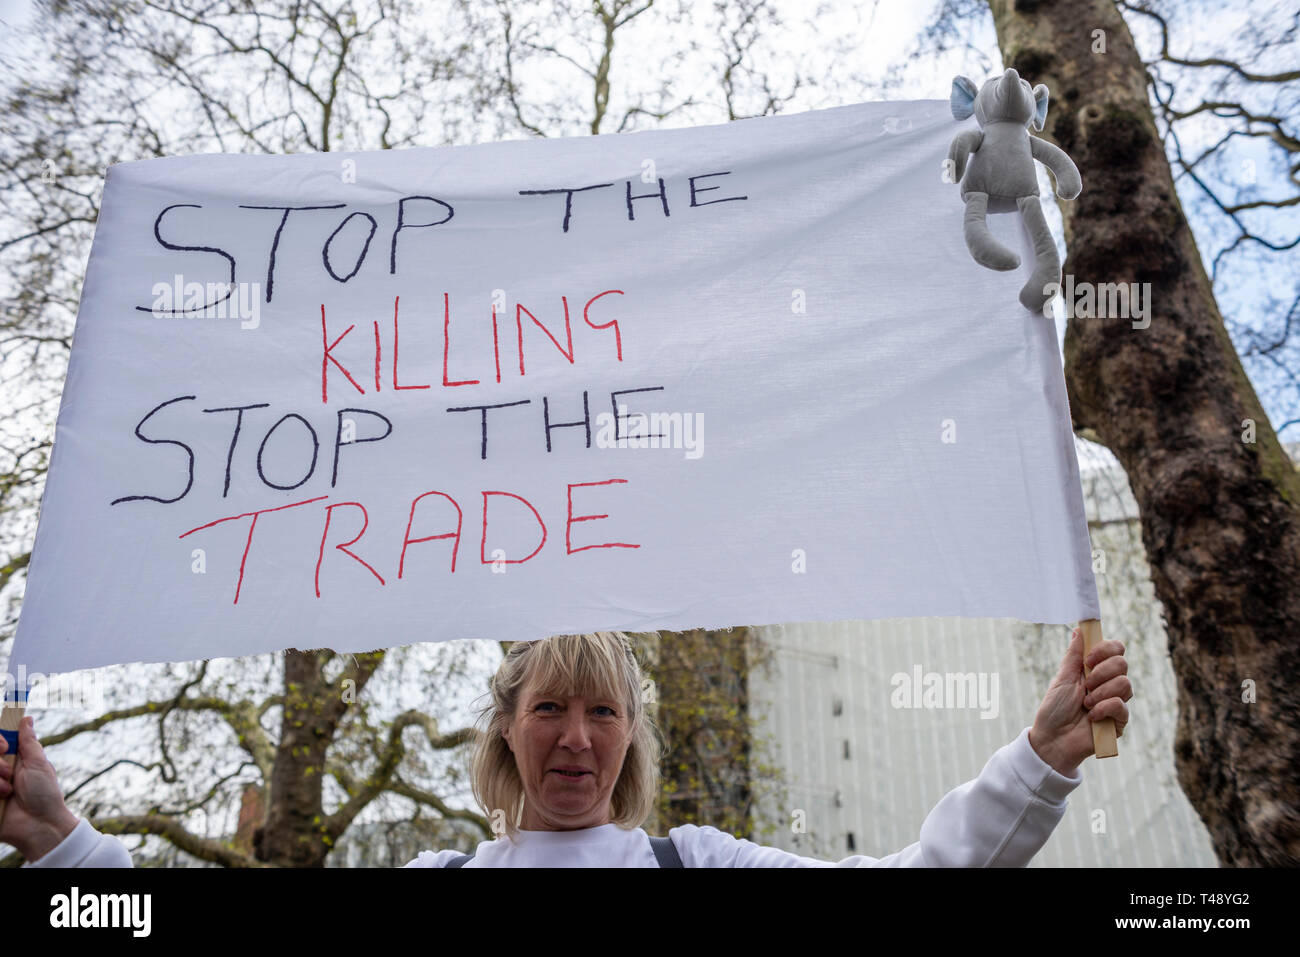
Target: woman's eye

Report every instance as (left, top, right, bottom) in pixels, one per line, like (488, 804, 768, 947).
(535, 702, 558, 712)
(595, 706, 616, 716)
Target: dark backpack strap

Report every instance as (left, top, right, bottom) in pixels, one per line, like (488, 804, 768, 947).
(649, 835, 684, 868)
(446, 852, 474, 868)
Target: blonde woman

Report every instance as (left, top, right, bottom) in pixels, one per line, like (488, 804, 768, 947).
(2, 629, 1130, 867)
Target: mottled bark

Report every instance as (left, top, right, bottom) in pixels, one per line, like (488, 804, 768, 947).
(986, 0, 1300, 865)
(652, 628, 756, 836)
(258, 652, 333, 866)
(234, 783, 266, 857)
(258, 649, 384, 867)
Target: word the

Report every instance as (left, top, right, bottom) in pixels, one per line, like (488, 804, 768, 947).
(519, 170, 747, 232)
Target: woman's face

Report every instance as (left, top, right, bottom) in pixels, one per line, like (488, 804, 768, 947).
(502, 672, 634, 831)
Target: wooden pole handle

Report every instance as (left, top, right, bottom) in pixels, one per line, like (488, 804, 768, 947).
(1077, 618, 1118, 758)
(0, 697, 25, 833)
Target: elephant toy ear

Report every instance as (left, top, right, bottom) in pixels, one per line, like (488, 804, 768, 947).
(1032, 83, 1050, 131)
(950, 76, 978, 120)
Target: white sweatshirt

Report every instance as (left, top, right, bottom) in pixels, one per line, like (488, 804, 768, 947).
(23, 726, 1080, 868)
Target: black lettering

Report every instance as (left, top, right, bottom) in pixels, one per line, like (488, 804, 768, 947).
(390, 196, 454, 274)
(256, 413, 320, 491)
(111, 395, 198, 505)
(446, 399, 531, 460)
(625, 179, 670, 220)
(688, 171, 747, 208)
(322, 211, 378, 282)
(201, 403, 271, 497)
(133, 206, 236, 315)
(518, 183, 614, 233)
(332, 408, 393, 487)
(542, 391, 591, 452)
(610, 386, 667, 441)
(238, 204, 345, 302)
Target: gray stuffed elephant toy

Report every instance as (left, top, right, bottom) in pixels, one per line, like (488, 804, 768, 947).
(947, 68, 1082, 312)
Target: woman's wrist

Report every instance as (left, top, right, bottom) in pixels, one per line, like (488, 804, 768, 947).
(17, 807, 80, 862)
(1028, 726, 1080, 777)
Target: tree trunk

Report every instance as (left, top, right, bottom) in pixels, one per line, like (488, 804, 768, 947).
(259, 651, 332, 867)
(653, 628, 755, 838)
(986, 0, 1300, 865)
(233, 783, 266, 858)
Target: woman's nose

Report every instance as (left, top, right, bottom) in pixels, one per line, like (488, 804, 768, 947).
(557, 712, 593, 749)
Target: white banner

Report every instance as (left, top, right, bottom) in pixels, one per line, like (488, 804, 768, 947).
(10, 98, 1099, 674)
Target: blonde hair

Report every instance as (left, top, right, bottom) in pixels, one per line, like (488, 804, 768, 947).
(469, 632, 661, 839)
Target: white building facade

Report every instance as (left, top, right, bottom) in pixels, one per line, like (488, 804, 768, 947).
(749, 443, 1221, 866)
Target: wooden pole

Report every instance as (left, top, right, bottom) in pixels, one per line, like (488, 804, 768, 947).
(1078, 618, 1118, 758)
(0, 691, 26, 832)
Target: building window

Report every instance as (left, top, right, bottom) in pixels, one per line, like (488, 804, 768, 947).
(832, 696, 843, 716)
(843, 739, 850, 760)
(846, 832, 856, 852)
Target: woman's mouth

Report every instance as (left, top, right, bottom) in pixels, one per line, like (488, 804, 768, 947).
(551, 769, 591, 778)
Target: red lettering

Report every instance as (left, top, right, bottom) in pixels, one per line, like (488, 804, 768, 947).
(491, 304, 502, 384)
(315, 501, 386, 596)
(480, 490, 547, 564)
(400, 490, 464, 576)
(442, 292, 480, 387)
(566, 479, 639, 553)
(583, 290, 624, 362)
(392, 295, 430, 391)
(322, 306, 364, 403)
(180, 495, 329, 603)
(515, 298, 574, 375)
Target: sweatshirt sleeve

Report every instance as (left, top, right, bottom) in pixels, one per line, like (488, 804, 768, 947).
(20, 817, 135, 868)
(671, 726, 1082, 867)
